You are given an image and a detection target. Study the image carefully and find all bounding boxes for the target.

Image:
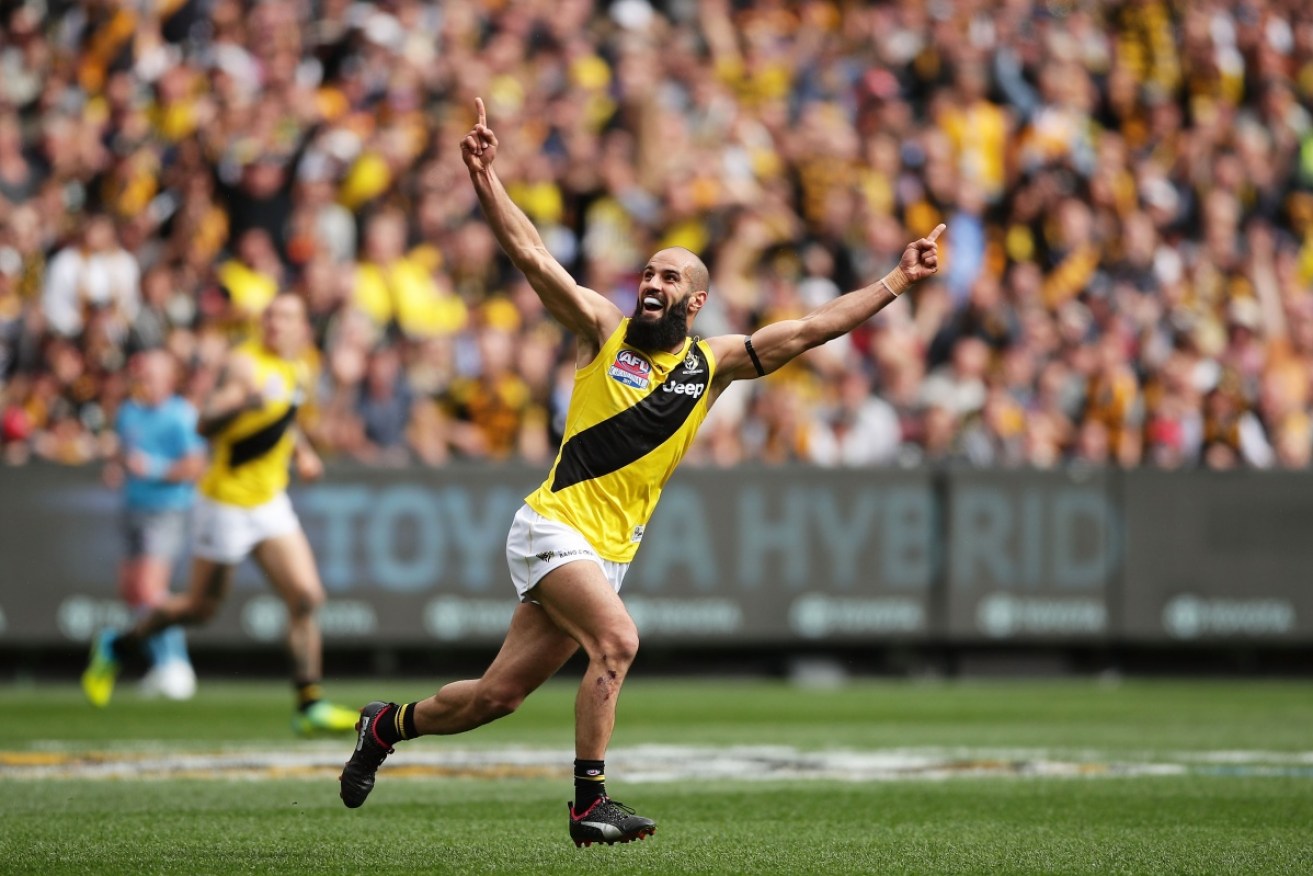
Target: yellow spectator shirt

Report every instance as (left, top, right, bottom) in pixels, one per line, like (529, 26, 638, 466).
(526, 320, 716, 563)
(353, 258, 467, 338)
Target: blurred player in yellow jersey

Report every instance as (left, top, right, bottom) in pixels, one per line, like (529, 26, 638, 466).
(83, 292, 358, 735)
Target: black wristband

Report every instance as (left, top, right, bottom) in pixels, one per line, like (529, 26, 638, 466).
(744, 336, 766, 377)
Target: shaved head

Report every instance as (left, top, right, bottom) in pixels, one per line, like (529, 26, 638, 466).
(662, 247, 709, 294)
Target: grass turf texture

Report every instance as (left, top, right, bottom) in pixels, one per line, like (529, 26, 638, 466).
(1, 679, 1311, 874)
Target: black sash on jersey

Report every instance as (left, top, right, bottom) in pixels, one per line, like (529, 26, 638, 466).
(551, 343, 710, 492)
(228, 405, 298, 468)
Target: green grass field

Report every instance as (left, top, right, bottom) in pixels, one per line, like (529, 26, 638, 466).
(2, 678, 1311, 875)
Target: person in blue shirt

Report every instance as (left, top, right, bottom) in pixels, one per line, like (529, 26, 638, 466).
(105, 349, 206, 699)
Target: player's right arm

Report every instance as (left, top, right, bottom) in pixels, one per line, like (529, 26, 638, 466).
(706, 225, 943, 389)
(462, 98, 622, 358)
(197, 351, 261, 438)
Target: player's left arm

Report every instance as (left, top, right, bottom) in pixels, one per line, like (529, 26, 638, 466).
(290, 360, 324, 481)
(708, 225, 943, 386)
(291, 428, 323, 481)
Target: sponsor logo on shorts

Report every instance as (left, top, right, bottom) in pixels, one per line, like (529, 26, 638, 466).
(608, 350, 652, 389)
(535, 548, 594, 563)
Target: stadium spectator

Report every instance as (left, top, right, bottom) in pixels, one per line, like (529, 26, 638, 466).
(41, 214, 139, 339)
(214, 227, 283, 340)
(0, 113, 42, 205)
(354, 343, 416, 466)
(351, 209, 467, 341)
(437, 324, 548, 461)
(804, 368, 902, 467)
(920, 335, 991, 419)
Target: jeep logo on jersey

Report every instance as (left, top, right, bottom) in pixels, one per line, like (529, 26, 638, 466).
(608, 350, 652, 389)
(662, 380, 705, 399)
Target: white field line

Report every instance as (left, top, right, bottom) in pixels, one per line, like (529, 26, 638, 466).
(3, 744, 1313, 781)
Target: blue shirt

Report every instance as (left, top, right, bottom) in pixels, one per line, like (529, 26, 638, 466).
(116, 396, 204, 512)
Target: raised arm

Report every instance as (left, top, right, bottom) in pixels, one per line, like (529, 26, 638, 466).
(461, 98, 621, 354)
(709, 225, 944, 385)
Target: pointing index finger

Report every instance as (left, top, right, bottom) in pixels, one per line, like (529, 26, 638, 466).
(475, 97, 486, 129)
(927, 223, 946, 243)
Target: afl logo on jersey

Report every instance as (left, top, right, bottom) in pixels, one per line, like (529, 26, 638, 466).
(608, 349, 652, 389)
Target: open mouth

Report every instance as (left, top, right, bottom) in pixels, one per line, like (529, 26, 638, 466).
(642, 295, 664, 314)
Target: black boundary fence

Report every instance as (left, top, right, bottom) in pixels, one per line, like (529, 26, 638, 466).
(2, 462, 1311, 676)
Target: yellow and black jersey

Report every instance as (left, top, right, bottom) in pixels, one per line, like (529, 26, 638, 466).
(200, 341, 311, 508)
(526, 319, 717, 563)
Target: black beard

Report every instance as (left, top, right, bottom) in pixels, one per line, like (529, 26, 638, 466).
(625, 297, 690, 351)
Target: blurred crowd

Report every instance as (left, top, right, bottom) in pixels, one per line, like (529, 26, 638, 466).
(2, 0, 1313, 471)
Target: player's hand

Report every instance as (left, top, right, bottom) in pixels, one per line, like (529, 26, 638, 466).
(295, 446, 324, 482)
(124, 451, 152, 478)
(899, 224, 945, 284)
(461, 97, 498, 173)
(173, 454, 206, 482)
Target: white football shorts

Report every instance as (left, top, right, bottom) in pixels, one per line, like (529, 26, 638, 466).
(505, 504, 629, 601)
(191, 492, 301, 564)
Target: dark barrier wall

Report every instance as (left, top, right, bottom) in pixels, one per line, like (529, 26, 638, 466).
(0, 463, 1309, 646)
(945, 469, 1120, 642)
(1121, 471, 1313, 644)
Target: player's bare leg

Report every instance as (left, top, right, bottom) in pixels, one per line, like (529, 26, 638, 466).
(121, 555, 196, 700)
(83, 558, 230, 707)
(253, 530, 355, 733)
(415, 600, 580, 734)
(119, 555, 171, 610)
(253, 530, 325, 681)
(342, 562, 629, 812)
(367, 561, 630, 745)
(141, 557, 233, 633)
(340, 600, 579, 807)
(340, 561, 655, 841)
(530, 561, 638, 760)
(529, 562, 655, 845)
